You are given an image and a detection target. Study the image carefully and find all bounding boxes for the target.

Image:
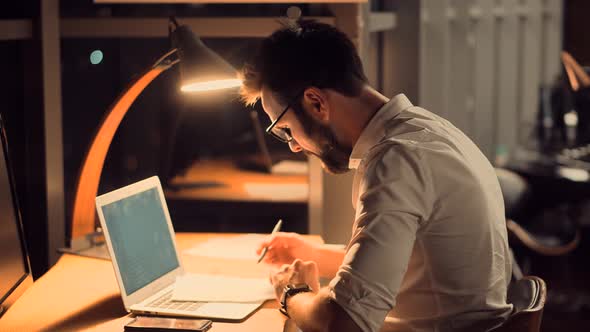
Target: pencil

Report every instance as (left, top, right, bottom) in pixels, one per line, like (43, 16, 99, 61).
(257, 219, 283, 263)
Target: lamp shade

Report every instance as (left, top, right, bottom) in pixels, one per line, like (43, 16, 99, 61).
(171, 25, 241, 92)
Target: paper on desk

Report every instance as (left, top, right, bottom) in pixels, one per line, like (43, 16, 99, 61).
(244, 183, 308, 201)
(271, 160, 309, 175)
(172, 274, 275, 303)
(183, 233, 266, 260)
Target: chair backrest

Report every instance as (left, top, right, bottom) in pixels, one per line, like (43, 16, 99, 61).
(491, 276, 547, 332)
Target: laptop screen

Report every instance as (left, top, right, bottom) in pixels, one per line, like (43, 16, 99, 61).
(100, 187, 179, 295)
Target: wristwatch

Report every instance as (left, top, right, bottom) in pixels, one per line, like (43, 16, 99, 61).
(279, 283, 312, 317)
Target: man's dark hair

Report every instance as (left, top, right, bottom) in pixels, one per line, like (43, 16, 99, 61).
(240, 19, 368, 106)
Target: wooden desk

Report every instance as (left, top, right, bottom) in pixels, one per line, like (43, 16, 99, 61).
(166, 160, 308, 203)
(0, 233, 322, 332)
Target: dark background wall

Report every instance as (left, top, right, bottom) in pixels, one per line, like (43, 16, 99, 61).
(564, 0, 590, 65)
(1, 2, 49, 279)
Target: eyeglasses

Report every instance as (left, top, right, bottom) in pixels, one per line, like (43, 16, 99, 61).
(265, 91, 304, 143)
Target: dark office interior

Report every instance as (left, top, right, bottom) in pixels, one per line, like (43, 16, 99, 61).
(1, 0, 590, 331)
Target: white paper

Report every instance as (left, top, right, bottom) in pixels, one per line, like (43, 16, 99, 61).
(243, 183, 308, 201)
(183, 233, 266, 260)
(271, 160, 309, 175)
(172, 274, 275, 303)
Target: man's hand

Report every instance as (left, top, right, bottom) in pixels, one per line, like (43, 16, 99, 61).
(269, 259, 321, 301)
(269, 260, 362, 332)
(257, 232, 319, 267)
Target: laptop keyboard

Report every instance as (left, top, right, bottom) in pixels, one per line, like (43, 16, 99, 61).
(147, 290, 205, 312)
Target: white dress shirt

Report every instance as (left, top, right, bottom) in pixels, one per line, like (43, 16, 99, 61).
(328, 94, 513, 332)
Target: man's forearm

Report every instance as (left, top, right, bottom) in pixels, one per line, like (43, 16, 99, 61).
(314, 245, 345, 278)
(286, 287, 361, 332)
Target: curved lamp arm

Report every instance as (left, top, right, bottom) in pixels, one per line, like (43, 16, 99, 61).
(70, 50, 179, 241)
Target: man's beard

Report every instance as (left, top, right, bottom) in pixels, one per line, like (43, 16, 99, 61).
(297, 109, 352, 174)
(305, 143, 351, 174)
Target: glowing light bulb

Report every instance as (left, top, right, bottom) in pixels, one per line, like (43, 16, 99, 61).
(181, 78, 242, 93)
(90, 50, 103, 65)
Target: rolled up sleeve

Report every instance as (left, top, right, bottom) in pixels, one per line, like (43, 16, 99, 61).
(329, 144, 432, 332)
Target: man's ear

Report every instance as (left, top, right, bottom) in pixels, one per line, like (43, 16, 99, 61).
(302, 87, 330, 123)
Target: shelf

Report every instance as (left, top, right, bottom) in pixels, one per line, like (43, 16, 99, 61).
(94, 0, 366, 3)
(61, 17, 336, 38)
(1, 14, 389, 40)
(0, 20, 33, 40)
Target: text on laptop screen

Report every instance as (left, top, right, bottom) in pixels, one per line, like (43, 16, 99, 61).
(101, 187, 179, 295)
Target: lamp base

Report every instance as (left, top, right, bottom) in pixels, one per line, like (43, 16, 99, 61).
(58, 231, 110, 260)
(58, 244, 110, 260)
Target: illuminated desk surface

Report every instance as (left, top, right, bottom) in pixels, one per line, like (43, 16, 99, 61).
(0, 233, 322, 331)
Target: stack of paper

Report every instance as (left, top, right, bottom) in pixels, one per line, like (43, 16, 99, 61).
(270, 160, 309, 175)
(172, 274, 275, 303)
(243, 183, 308, 201)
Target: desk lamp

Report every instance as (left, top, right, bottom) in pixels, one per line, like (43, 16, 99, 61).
(68, 18, 241, 253)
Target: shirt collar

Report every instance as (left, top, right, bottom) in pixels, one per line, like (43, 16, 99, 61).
(348, 94, 413, 169)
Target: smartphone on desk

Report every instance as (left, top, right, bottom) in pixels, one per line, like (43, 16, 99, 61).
(124, 316, 212, 332)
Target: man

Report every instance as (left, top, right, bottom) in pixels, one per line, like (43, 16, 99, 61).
(240, 20, 513, 332)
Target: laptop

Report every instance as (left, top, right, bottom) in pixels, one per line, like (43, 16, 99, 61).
(95, 176, 263, 321)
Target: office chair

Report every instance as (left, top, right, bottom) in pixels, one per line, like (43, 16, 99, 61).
(495, 168, 581, 278)
(491, 276, 547, 332)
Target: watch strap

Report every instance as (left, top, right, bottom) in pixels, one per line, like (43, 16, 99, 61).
(279, 284, 312, 318)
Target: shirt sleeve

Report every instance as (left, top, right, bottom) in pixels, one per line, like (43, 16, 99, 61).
(328, 143, 433, 332)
